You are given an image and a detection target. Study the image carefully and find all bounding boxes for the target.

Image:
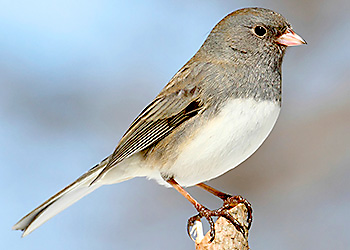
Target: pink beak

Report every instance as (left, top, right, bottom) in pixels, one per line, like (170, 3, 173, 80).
(276, 28, 306, 46)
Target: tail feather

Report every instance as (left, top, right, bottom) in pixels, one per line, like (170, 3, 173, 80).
(13, 159, 108, 237)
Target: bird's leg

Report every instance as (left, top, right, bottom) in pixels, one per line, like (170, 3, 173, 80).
(166, 177, 245, 242)
(166, 178, 215, 241)
(197, 182, 253, 229)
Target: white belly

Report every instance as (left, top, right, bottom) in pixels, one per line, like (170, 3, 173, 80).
(166, 98, 280, 187)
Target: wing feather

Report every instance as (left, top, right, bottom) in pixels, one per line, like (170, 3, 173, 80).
(91, 84, 203, 184)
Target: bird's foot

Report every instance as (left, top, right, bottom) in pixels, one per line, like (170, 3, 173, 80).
(187, 195, 252, 242)
(223, 195, 253, 229)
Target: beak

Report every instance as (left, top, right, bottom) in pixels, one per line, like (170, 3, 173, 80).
(276, 28, 307, 46)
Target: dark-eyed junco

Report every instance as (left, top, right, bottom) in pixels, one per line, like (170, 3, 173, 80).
(13, 7, 306, 239)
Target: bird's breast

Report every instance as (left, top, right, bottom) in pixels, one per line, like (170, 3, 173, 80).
(165, 98, 281, 187)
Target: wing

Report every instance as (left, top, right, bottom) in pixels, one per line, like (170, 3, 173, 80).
(91, 78, 204, 184)
(112, 89, 202, 165)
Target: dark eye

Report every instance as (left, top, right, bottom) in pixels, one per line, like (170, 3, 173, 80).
(253, 26, 267, 37)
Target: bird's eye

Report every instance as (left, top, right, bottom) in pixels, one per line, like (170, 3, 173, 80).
(253, 26, 267, 37)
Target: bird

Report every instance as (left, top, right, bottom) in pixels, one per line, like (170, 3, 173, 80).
(13, 7, 306, 240)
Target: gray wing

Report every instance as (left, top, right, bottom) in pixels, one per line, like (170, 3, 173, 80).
(91, 83, 204, 184)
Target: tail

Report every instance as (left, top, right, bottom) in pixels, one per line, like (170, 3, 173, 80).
(13, 158, 109, 237)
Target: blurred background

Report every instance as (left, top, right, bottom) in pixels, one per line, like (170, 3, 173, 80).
(1, 0, 349, 249)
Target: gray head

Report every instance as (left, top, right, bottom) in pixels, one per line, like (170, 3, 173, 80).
(199, 8, 306, 65)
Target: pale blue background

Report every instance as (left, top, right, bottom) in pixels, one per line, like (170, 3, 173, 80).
(2, 0, 349, 249)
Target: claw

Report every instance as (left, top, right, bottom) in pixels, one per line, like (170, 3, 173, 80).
(187, 214, 201, 241)
(187, 206, 217, 242)
(216, 207, 245, 235)
(204, 213, 216, 242)
(189, 220, 204, 242)
(224, 195, 253, 229)
(186, 195, 252, 242)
